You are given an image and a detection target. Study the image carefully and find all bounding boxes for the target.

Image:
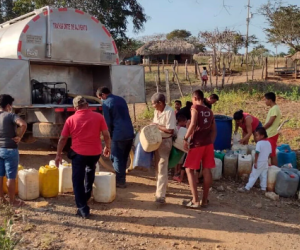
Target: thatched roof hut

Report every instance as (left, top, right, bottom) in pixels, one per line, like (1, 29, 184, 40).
(136, 40, 196, 56)
(136, 40, 197, 63)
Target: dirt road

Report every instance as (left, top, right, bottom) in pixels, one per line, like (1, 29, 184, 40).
(1, 144, 297, 250)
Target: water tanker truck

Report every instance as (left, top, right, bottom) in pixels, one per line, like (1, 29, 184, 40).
(0, 6, 145, 142)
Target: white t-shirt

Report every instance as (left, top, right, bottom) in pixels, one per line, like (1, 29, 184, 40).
(202, 70, 208, 76)
(256, 140, 272, 164)
(153, 105, 176, 138)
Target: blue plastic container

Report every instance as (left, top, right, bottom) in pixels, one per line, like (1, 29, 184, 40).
(277, 144, 297, 169)
(133, 142, 153, 169)
(214, 115, 233, 151)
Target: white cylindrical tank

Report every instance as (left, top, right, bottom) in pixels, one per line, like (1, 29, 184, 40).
(238, 154, 252, 177)
(93, 172, 116, 203)
(140, 125, 162, 152)
(224, 153, 238, 178)
(267, 165, 281, 192)
(59, 163, 73, 193)
(18, 169, 39, 201)
(211, 158, 222, 181)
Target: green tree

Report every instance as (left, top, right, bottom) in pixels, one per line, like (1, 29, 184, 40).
(288, 48, 296, 55)
(260, 2, 300, 52)
(278, 52, 287, 57)
(249, 44, 270, 57)
(13, 0, 35, 17)
(2, 0, 15, 21)
(166, 29, 192, 40)
(119, 38, 144, 60)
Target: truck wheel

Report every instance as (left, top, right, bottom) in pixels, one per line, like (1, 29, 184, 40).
(32, 123, 64, 138)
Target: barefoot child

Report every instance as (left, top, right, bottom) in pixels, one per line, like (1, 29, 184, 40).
(201, 67, 208, 87)
(173, 114, 187, 182)
(238, 127, 272, 192)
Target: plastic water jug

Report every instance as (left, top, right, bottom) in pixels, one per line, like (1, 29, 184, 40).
(140, 125, 162, 152)
(277, 144, 297, 168)
(232, 133, 241, 145)
(49, 159, 67, 167)
(224, 153, 238, 178)
(267, 166, 281, 192)
(18, 169, 39, 201)
(133, 142, 153, 169)
(211, 158, 222, 180)
(3, 165, 23, 194)
(59, 163, 73, 193)
(238, 154, 252, 177)
(168, 147, 185, 169)
(214, 151, 226, 161)
(133, 132, 140, 148)
(39, 165, 59, 198)
(232, 144, 248, 155)
(173, 127, 189, 153)
(275, 170, 299, 197)
(93, 172, 116, 203)
(247, 144, 256, 154)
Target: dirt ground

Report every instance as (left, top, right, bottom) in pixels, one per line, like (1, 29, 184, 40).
(0, 140, 297, 250)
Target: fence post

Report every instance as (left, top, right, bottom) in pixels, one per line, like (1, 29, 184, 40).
(157, 63, 161, 85)
(185, 59, 188, 80)
(295, 62, 298, 80)
(165, 70, 171, 105)
(264, 57, 268, 80)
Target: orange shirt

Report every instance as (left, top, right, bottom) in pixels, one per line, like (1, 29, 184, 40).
(61, 109, 108, 156)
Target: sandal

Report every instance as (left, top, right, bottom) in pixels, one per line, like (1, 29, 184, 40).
(185, 200, 200, 209)
(173, 176, 182, 183)
(200, 200, 209, 208)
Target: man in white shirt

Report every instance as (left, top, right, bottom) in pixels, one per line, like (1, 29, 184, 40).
(151, 93, 176, 203)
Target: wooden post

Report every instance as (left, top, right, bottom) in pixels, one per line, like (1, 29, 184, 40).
(233, 56, 236, 67)
(162, 60, 165, 72)
(165, 70, 171, 105)
(176, 60, 179, 74)
(251, 56, 255, 81)
(295, 62, 297, 79)
(197, 62, 202, 80)
(185, 59, 188, 80)
(166, 55, 169, 65)
(133, 103, 136, 122)
(261, 59, 265, 80)
(285, 57, 288, 68)
(172, 67, 184, 97)
(172, 60, 176, 82)
(264, 57, 268, 80)
(215, 67, 218, 87)
(209, 64, 213, 88)
(186, 71, 193, 94)
(221, 62, 226, 88)
(194, 61, 198, 78)
(148, 59, 151, 73)
(157, 63, 161, 85)
(155, 74, 159, 93)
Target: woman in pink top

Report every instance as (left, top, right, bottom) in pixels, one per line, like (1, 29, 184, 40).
(233, 110, 262, 144)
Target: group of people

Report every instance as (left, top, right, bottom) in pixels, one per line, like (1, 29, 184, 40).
(233, 92, 281, 193)
(0, 86, 281, 217)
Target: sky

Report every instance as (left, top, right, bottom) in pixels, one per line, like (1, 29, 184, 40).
(126, 0, 300, 54)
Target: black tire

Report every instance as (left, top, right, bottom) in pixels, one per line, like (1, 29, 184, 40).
(32, 123, 64, 139)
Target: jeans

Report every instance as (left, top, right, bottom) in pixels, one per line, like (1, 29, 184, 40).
(0, 148, 19, 179)
(72, 154, 100, 215)
(111, 139, 133, 185)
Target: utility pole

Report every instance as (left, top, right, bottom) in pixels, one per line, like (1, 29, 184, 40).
(245, 0, 251, 82)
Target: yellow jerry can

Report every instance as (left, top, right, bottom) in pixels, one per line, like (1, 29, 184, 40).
(3, 165, 24, 194)
(39, 165, 59, 198)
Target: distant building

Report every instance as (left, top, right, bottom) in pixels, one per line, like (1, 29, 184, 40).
(136, 40, 197, 64)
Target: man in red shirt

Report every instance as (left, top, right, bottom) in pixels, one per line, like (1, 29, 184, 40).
(183, 90, 217, 209)
(55, 96, 111, 218)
